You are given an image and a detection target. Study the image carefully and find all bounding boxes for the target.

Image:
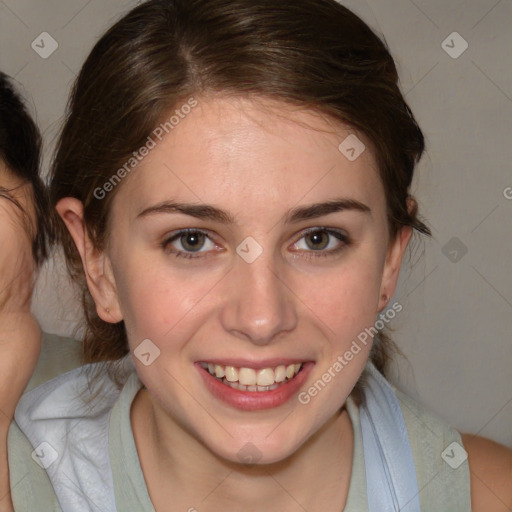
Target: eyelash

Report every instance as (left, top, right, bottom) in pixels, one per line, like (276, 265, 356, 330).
(161, 228, 351, 260)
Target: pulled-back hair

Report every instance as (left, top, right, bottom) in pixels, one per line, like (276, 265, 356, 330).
(50, 0, 430, 391)
(0, 72, 52, 266)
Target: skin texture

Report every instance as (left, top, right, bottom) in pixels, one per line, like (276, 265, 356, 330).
(56, 96, 512, 511)
(0, 162, 41, 511)
(462, 433, 512, 511)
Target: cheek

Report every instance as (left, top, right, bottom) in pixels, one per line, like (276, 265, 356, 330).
(112, 251, 214, 346)
(302, 253, 385, 339)
(297, 258, 383, 412)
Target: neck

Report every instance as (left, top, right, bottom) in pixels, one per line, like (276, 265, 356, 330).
(131, 388, 354, 512)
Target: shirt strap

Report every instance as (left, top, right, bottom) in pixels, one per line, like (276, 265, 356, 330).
(359, 361, 421, 512)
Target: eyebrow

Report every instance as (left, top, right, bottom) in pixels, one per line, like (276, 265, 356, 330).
(136, 197, 371, 225)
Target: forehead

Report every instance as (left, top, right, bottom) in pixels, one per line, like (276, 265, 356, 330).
(110, 95, 384, 222)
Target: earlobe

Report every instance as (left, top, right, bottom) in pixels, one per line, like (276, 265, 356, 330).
(55, 198, 123, 323)
(378, 225, 413, 311)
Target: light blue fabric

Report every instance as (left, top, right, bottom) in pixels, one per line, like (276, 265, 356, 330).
(13, 361, 130, 511)
(360, 362, 421, 512)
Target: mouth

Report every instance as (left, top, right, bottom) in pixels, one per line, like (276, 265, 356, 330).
(199, 362, 304, 391)
(196, 360, 314, 410)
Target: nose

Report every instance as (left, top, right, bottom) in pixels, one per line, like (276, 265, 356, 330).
(220, 251, 298, 346)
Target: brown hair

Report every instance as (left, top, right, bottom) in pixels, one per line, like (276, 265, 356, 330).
(50, 0, 430, 390)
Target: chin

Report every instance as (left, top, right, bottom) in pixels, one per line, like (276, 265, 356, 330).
(200, 423, 311, 467)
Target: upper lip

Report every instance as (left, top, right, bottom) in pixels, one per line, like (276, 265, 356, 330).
(197, 358, 312, 369)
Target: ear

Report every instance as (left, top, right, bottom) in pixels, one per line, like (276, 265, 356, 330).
(378, 223, 412, 312)
(55, 197, 122, 323)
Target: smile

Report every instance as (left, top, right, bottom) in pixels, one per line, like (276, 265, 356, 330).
(199, 362, 304, 391)
(197, 360, 314, 410)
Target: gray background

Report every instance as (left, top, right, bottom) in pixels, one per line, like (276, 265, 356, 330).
(1, 0, 510, 447)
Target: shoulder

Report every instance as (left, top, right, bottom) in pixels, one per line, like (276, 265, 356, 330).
(9, 361, 136, 510)
(15, 361, 125, 434)
(394, 386, 512, 511)
(7, 420, 62, 511)
(393, 387, 472, 510)
(12, 362, 123, 468)
(461, 433, 512, 512)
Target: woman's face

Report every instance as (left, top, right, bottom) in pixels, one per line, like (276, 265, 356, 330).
(103, 95, 408, 464)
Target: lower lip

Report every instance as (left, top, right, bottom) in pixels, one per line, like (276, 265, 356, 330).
(196, 362, 314, 411)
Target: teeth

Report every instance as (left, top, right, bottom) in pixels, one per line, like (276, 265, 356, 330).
(275, 365, 286, 382)
(202, 362, 304, 389)
(256, 368, 275, 386)
(239, 367, 256, 386)
(225, 366, 238, 382)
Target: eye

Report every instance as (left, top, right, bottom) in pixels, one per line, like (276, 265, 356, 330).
(161, 227, 350, 261)
(161, 229, 217, 259)
(291, 228, 350, 258)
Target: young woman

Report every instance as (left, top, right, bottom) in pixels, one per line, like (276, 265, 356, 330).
(0, 71, 53, 511)
(7, 1, 512, 511)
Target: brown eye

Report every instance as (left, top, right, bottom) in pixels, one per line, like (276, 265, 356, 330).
(161, 229, 216, 259)
(292, 228, 350, 259)
(179, 231, 207, 252)
(304, 230, 330, 251)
